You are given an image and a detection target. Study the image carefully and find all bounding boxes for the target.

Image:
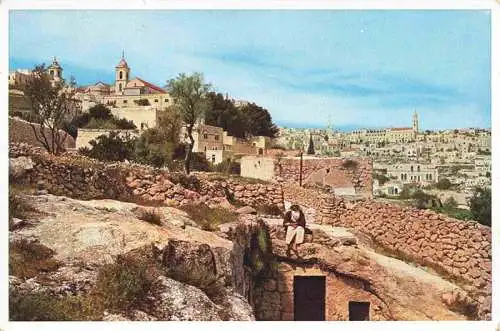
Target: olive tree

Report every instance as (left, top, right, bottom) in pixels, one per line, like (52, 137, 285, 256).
(167, 73, 211, 174)
(23, 64, 79, 155)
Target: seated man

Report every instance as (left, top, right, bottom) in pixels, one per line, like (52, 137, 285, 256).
(283, 204, 306, 256)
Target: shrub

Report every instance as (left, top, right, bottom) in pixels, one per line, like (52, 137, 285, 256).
(9, 291, 100, 321)
(168, 173, 201, 191)
(91, 255, 154, 312)
(179, 203, 238, 231)
(213, 159, 240, 175)
(436, 178, 452, 190)
(137, 209, 162, 226)
(191, 152, 213, 172)
(79, 131, 136, 162)
(9, 240, 63, 279)
(342, 159, 358, 169)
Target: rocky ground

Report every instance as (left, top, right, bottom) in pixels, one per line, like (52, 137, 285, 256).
(8, 189, 484, 321)
(9, 193, 253, 321)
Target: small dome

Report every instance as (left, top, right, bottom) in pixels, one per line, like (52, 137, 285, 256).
(48, 57, 61, 69)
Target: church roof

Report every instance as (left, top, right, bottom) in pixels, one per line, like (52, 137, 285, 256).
(132, 77, 166, 93)
(116, 57, 129, 68)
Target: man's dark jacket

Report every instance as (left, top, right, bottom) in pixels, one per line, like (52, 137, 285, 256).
(283, 210, 306, 228)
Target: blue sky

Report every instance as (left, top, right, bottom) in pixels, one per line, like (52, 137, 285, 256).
(9, 10, 491, 130)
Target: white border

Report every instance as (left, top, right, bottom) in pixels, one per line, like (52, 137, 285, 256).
(0, 1, 498, 331)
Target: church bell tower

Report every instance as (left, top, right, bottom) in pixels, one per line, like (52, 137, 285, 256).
(115, 51, 130, 95)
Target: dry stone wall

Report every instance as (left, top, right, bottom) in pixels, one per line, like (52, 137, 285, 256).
(9, 143, 283, 210)
(9, 117, 76, 149)
(282, 183, 491, 319)
(317, 194, 491, 318)
(276, 157, 373, 196)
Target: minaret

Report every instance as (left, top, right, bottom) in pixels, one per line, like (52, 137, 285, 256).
(412, 110, 419, 133)
(115, 51, 130, 95)
(47, 57, 63, 82)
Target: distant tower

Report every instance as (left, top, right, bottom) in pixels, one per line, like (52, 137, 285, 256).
(47, 57, 63, 82)
(115, 51, 130, 95)
(412, 110, 419, 133)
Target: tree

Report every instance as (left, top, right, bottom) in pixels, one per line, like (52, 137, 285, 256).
(79, 131, 136, 162)
(167, 73, 211, 174)
(239, 102, 278, 138)
(468, 187, 491, 227)
(307, 132, 315, 155)
(436, 178, 452, 190)
(133, 108, 183, 168)
(204, 92, 278, 139)
(23, 64, 80, 155)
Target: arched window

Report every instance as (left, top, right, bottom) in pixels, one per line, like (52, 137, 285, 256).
(119, 71, 123, 79)
(119, 83, 122, 91)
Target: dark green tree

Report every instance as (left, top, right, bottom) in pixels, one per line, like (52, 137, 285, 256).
(468, 187, 491, 227)
(240, 102, 279, 138)
(307, 132, 315, 155)
(79, 131, 136, 162)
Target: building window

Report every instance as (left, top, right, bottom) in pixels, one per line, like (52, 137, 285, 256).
(417, 165, 421, 172)
(204, 134, 208, 139)
(401, 174, 404, 181)
(119, 71, 123, 79)
(154, 99, 158, 102)
(410, 166, 414, 172)
(428, 174, 432, 181)
(215, 135, 219, 140)
(165, 99, 169, 102)
(211, 155, 216, 163)
(204, 146, 207, 151)
(119, 83, 122, 92)
(123, 99, 127, 103)
(50, 70, 54, 79)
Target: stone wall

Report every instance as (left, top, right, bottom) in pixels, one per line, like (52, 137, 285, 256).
(316, 194, 491, 317)
(282, 183, 325, 210)
(276, 157, 373, 197)
(9, 117, 76, 149)
(253, 263, 387, 321)
(9, 143, 283, 210)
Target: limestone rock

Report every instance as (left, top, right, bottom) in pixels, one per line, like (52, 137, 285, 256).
(236, 206, 257, 215)
(9, 156, 34, 180)
(148, 276, 221, 321)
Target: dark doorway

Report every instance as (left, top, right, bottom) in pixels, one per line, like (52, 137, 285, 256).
(348, 301, 370, 321)
(293, 276, 326, 321)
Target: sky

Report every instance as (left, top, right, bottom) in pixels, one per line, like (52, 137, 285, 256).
(9, 10, 491, 130)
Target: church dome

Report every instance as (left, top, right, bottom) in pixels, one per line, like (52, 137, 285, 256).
(48, 57, 62, 69)
(116, 52, 129, 68)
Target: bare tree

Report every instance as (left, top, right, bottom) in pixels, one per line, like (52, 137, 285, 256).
(167, 73, 211, 174)
(23, 64, 79, 155)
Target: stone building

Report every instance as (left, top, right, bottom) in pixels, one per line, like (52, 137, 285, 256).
(75, 53, 173, 130)
(385, 163, 438, 185)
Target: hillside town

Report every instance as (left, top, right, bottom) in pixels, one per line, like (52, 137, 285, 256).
(8, 53, 492, 322)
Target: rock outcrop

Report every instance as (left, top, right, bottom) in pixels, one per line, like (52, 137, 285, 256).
(9, 194, 254, 321)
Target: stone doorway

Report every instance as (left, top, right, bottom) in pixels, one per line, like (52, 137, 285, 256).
(348, 301, 370, 321)
(293, 276, 326, 321)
